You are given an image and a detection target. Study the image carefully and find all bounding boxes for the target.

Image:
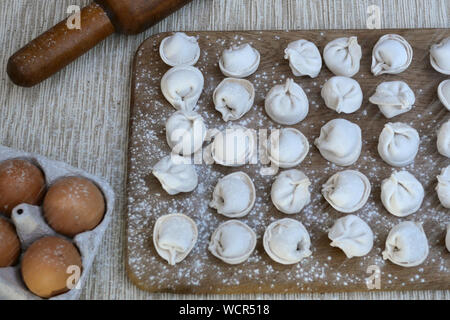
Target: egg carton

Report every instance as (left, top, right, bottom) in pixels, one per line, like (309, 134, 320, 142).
(0, 145, 115, 300)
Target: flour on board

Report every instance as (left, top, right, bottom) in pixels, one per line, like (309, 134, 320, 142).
(127, 32, 450, 293)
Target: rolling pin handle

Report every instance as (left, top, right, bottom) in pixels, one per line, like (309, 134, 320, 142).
(7, 3, 115, 87)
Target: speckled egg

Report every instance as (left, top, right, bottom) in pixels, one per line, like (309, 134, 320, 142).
(0, 217, 20, 267)
(43, 176, 105, 237)
(0, 159, 46, 217)
(21, 236, 82, 298)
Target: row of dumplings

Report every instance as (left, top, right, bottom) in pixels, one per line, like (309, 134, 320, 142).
(153, 151, 443, 218)
(159, 32, 450, 76)
(153, 213, 439, 268)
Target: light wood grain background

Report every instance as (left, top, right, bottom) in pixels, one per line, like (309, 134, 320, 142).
(0, 0, 449, 300)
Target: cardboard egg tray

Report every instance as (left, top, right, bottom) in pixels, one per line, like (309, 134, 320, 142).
(0, 145, 115, 300)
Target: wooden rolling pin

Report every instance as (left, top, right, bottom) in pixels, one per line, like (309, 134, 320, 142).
(7, 0, 193, 87)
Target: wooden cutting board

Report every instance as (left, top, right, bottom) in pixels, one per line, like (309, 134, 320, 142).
(126, 29, 450, 294)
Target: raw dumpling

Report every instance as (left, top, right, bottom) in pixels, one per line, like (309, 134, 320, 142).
(213, 78, 255, 121)
(209, 171, 255, 218)
(159, 32, 200, 66)
(284, 39, 322, 78)
(321, 76, 363, 114)
(315, 118, 362, 166)
(153, 213, 198, 265)
(378, 122, 420, 167)
(438, 79, 450, 111)
(323, 36, 362, 77)
(263, 218, 312, 265)
(328, 215, 374, 258)
(165, 110, 206, 155)
(322, 170, 371, 213)
(152, 155, 198, 195)
(430, 37, 450, 75)
(265, 128, 309, 168)
(369, 81, 415, 118)
(161, 65, 204, 111)
(446, 225, 450, 252)
(219, 43, 260, 78)
(381, 171, 424, 217)
(205, 126, 256, 167)
(382, 221, 429, 267)
(437, 120, 450, 158)
(371, 34, 413, 76)
(208, 220, 256, 264)
(265, 78, 309, 125)
(271, 169, 311, 214)
(436, 165, 450, 208)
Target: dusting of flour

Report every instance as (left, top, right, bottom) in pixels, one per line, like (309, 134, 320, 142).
(127, 32, 450, 293)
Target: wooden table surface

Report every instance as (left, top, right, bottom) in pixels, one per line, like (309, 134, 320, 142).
(0, 0, 449, 300)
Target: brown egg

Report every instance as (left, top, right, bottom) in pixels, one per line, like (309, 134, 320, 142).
(0, 159, 46, 217)
(43, 176, 105, 237)
(0, 217, 20, 267)
(21, 236, 82, 298)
